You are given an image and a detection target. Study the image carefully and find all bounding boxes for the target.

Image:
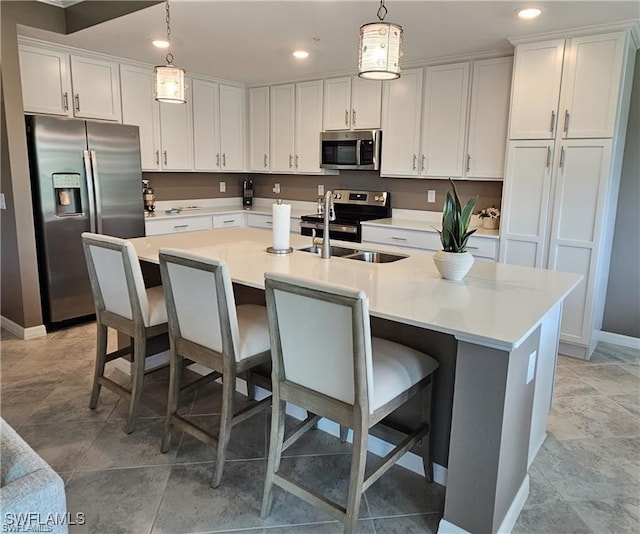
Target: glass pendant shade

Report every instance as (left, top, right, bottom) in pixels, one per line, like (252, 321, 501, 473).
(153, 64, 186, 104)
(358, 21, 403, 80)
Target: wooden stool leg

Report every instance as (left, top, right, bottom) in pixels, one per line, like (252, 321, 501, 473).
(261, 398, 286, 518)
(161, 346, 182, 453)
(89, 323, 108, 409)
(421, 379, 434, 482)
(344, 424, 368, 534)
(126, 334, 146, 434)
(212, 372, 236, 488)
(245, 370, 256, 400)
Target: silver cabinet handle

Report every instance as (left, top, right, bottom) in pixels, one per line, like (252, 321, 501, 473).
(421, 154, 426, 172)
(266, 221, 273, 225)
(174, 224, 188, 229)
(466, 154, 471, 173)
(352, 109, 356, 127)
(62, 92, 69, 111)
(74, 94, 80, 112)
(559, 146, 566, 169)
(391, 236, 407, 242)
(563, 110, 570, 134)
(155, 150, 160, 166)
(466, 246, 479, 250)
(223, 219, 235, 224)
(412, 155, 417, 171)
(163, 150, 168, 166)
(295, 154, 299, 168)
(264, 154, 268, 168)
(345, 110, 349, 127)
(216, 153, 220, 167)
(222, 153, 226, 167)
(289, 154, 293, 168)
(546, 146, 551, 168)
(549, 110, 556, 135)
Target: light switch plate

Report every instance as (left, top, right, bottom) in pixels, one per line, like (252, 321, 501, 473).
(219, 181, 226, 193)
(318, 184, 324, 196)
(427, 190, 436, 203)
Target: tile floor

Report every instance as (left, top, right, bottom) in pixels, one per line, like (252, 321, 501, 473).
(1, 323, 638, 533)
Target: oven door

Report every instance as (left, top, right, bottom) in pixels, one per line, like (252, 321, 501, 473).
(300, 221, 360, 242)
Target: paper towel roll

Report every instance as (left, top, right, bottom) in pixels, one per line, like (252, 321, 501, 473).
(272, 202, 291, 251)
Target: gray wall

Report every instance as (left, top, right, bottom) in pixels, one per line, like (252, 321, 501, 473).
(603, 51, 640, 339)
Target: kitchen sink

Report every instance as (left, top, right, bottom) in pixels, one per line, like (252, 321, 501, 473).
(345, 251, 408, 263)
(297, 245, 359, 257)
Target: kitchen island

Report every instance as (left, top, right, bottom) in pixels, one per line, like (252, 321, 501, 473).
(130, 227, 580, 534)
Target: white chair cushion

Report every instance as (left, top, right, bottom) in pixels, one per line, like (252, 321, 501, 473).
(236, 304, 270, 361)
(370, 337, 439, 413)
(145, 285, 168, 327)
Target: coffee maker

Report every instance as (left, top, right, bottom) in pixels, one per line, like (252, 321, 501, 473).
(243, 179, 253, 207)
(142, 179, 155, 214)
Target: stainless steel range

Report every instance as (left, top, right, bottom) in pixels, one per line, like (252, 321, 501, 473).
(300, 190, 391, 243)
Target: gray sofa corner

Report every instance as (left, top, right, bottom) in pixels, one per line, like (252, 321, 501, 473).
(1, 417, 68, 534)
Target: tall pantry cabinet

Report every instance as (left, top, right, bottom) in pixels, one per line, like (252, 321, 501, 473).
(500, 30, 638, 359)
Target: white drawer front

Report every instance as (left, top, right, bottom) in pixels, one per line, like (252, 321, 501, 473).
(362, 225, 441, 251)
(246, 213, 273, 229)
(466, 236, 498, 260)
(212, 213, 245, 229)
(145, 215, 212, 236)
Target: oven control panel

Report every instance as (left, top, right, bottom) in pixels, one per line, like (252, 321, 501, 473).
(333, 190, 388, 206)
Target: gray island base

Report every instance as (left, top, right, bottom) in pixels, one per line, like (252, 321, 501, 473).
(130, 228, 580, 533)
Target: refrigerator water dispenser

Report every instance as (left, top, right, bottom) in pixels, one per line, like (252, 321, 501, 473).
(53, 173, 82, 216)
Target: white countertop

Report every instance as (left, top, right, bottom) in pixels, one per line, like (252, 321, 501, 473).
(130, 228, 580, 352)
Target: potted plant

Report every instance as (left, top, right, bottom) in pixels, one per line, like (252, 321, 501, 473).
(478, 206, 500, 229)
(433, 179, 478, 281)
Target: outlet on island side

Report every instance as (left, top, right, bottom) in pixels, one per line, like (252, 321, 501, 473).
(219, 181, 226, 193)
(427, 190, 436, 203)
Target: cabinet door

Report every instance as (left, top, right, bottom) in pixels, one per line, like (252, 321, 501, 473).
(559, 32, 628, 139)
(380, 68, 423, 177)
(270, 84, 295, 172)
(509, 40, 565, 140)
(499, 140, 554, 268)
(547, 139, 612, 346)
(219, 84, 245, 171)
(19, 45, 71, 116)
(159, 97, 193, 171)
(466, 57, 513, 179)
(192, 79, 220, 171)
(120, 64, 161, 171)
(323, 77, 351, 130)
(70, 55, 121, 121)
(248, 87, 270, 171)
(351, 77, 382, 130)
(421, 62, 470, 178)
(295, 80, 323, 173)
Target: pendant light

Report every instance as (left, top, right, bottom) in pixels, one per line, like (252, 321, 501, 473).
(358, 0, 403, 80)
(153, 0, 186, 103)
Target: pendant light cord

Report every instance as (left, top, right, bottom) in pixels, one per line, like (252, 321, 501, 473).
(376, 0, 388, 21)
(165, 0, 174, 65)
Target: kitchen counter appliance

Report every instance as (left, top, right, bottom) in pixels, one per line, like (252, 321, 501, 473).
(320, 130, 381, 170)
(26, 115, 145, 327)
(300, 189, 391, 243)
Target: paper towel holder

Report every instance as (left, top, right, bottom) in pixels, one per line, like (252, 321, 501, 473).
(267, 199, 293, 254)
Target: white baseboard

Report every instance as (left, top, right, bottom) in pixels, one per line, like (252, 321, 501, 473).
(598, 330, 640, 350)
(113, 350, 170, 374)
(0, 315, 47, 340)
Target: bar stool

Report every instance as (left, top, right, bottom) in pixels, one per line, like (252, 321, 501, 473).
(158, 248, 272, 488)
(81, 232, 168, 434)
(261, 273, 439, 534)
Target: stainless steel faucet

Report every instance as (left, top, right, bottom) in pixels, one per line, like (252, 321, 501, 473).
(321, 190, 335, 259)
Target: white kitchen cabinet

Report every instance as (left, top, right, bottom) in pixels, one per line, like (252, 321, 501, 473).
(465, 57, 513, 179)
(295, 80, 323, 173)
(247, 212, 300, 233)
(120, 64, 161, 171)
(421, 62, 470, 178)
(19, 44, 71, 116)
(70, 54, 121, 121)
(145, 215, 212, 236)
(270, 83, 296, 172)
(323, 76, 382, 130)
(380, 68, 424, 176)
(158, 78, 194, 171)
(248, 87, 270, 171)
(212, 213, 245, 229)
(219, 84, 245, 171)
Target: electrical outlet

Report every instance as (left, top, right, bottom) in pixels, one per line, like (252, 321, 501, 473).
(427, 190, 436, 203)
(273, 183, 281, 194)
(0, 193, 5, 210)
(219, 181, 226, 193)
(318, 184, 324, 196)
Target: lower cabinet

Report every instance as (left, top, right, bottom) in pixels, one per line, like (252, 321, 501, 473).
(145, 215, 213, 236)
(246, 212, 301, 233)
(212, 213, 245, 229)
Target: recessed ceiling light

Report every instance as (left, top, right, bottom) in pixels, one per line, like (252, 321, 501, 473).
(517, 7, 542, 20)
(152, 39, 170, 49)
(293, 50, 309, 59)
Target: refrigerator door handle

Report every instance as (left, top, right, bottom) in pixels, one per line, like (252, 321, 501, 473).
(89, 149, 103, 234)
(83, 149, 97, 233)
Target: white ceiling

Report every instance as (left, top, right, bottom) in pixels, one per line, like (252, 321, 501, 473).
(22, 1, 640, 85)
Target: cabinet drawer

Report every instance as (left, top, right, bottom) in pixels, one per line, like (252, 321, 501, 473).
(362, 225, 441, 250)
(246, 213, 273, 229)
(145, 215, 212, 236)
(212, 213, 245, 228)
(466, 236, 498, 260)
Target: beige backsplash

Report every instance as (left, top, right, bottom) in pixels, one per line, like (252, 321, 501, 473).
(145, 171, 502, 213)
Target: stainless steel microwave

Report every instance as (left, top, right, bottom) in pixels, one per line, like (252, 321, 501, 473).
(320, 130, 381, 170)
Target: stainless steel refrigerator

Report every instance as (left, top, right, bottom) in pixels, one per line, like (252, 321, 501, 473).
(26, 115, 145, 326)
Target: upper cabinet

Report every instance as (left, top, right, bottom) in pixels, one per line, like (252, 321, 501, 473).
(248, 86, 270, 171)
(218, 84, 245, 171)
(509, 32, 628, 140)
(270, 83, 296, 172)
(19, 42, 121, 122)
(323, 76, 382, 130)
(158, 92, 194, 171)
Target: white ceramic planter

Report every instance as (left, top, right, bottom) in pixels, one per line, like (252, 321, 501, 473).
(482, 217, 499, 229)
(433, 250, 474, 281)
